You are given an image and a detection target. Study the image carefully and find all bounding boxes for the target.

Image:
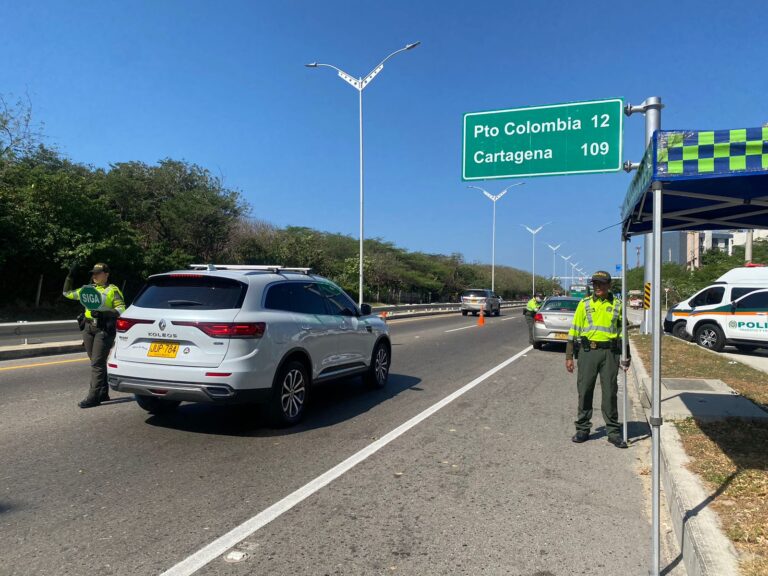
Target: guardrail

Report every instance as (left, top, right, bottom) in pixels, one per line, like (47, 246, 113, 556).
(0, 301, 528, 348)
(372, 300, 527, 319)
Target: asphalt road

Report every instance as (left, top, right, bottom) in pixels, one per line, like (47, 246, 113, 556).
(1, 311, 659, 576)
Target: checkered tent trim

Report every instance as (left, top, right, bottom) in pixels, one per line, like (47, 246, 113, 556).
(657, 127, 768, 176)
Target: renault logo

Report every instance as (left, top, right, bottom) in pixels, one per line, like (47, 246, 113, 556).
(159, 319, 167, 331)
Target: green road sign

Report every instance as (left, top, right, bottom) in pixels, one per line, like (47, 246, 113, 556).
(462, 98, 624, 180)
(79, 286, 104, 311)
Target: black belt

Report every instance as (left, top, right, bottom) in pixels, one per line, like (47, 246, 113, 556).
(581, 337, 620, 350)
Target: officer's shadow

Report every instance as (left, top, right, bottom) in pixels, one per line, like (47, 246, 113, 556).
(592, 421, 650, 443)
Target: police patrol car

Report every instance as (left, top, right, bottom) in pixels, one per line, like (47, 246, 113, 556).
(665, 267, 768, 340)
(683, 287, 768, 352)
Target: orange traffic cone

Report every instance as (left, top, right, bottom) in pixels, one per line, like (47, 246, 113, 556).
(478, 308, 485, 327)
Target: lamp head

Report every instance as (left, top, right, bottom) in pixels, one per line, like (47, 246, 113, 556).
(405, 42, 421, 50)
(305, 62, 318, 68)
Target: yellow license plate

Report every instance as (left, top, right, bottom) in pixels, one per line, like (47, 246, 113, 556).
(554, 333, 569, 340)
(147, 342, 180, 358)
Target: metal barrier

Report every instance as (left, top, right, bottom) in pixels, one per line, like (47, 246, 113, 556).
(0, 320, 80, 347)
(372, 301, 526, 318)
(0, 301, 528, 347)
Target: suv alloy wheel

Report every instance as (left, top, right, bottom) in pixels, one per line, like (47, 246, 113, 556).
(364, 341, 390, 388)
(694, 323, 726, 352)
(270, 360, 309, 426)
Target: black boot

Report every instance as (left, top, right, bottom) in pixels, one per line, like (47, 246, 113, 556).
(78, 398, 101, 409)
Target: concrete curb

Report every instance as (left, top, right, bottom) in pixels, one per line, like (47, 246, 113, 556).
(629, 339, 740, 576)
(0, 341, 84, 361)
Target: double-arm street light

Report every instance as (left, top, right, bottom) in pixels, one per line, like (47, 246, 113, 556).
(546, 243, 563, 295)
(570, 261, 580, 289)
(468, 182, 525, 292)
(306, 42, 420, 306)
(560, 254, 573, 289)
(521, 222, 551, 296)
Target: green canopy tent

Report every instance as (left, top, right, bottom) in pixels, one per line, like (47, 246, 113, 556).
(620, 126, 768, 575)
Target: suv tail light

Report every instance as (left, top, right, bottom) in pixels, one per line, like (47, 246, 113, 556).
(534, 313, 544, 323)
(116, 317, 154, 332)
(172, 321, 265, 339)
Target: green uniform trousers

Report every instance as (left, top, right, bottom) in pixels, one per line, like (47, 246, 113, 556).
(82, 322, 114, 402)
(525, 315, 534, 344)
(575, 347, 621, 437)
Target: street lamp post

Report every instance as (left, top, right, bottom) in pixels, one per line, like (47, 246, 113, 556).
(306, 42, 420, 306)
(468, 183, 525, 293)
(521, 222, 550, 295)
(570, 262, 580, 289)
(560, 254, 573, 290)
(546, 243, 563, 295)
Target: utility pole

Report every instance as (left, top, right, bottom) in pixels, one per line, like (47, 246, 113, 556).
(636, 246, 641, 269)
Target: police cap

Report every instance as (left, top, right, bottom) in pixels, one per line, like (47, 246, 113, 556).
(590, 270, 612, 284)
(89, 262, 110, 274)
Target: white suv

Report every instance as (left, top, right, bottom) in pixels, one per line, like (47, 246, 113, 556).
(684, 288, 768, 353)
(107, 265, 391, 426)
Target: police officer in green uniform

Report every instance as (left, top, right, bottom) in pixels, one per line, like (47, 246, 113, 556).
(524, 293, 544, 344)
(63, 262, 125, 408)
(565, 271, 630, 448)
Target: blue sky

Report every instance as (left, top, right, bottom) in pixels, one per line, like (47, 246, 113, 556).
(2, 0, 766, 279)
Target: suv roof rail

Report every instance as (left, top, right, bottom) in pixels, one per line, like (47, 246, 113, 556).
(188, 264, 313, 274)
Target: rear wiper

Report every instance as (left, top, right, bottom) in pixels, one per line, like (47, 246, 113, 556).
(167, 299, 204, 307)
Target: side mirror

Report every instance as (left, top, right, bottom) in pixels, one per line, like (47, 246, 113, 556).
(360, 303, 372, 316)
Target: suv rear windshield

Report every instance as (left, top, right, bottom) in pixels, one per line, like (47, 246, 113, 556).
(462, 290, 488, 298)
(542, 299, 580, 311)
(132, 276, 247, 310)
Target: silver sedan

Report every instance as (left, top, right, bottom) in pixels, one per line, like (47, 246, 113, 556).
(532, 297, 581, 349)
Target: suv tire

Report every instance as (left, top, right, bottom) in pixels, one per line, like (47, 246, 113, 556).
(532, 340, 543, 350)
(135, 394, 180, 415)
(694, 323, 726, 352)
(270, 360, 309, 427)
(364, 341, 390, 389)
(495, 307, 501, 317)
(672, 322, 689, 340)
(461, 311, 468, 316)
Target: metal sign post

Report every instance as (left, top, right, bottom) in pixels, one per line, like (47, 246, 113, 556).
(625, 97, 662, 335)
(621, 237, 628, 445)
(650, 181, 664, 576)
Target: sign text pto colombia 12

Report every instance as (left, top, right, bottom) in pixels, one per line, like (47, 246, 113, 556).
(462, 98, 624, 180)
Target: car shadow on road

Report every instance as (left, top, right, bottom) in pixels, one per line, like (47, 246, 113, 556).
(143, 372, 422, 437)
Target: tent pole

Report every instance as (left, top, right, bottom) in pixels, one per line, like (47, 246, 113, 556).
(621, 236, 628, 445)
(650, 180, 664, 576)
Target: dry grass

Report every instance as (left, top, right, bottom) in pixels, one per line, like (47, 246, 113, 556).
(633, 334, 768, 410)
(632, 333, 768, 574)
(675, 419, 768, 576)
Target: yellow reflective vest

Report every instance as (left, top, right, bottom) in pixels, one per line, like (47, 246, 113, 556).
(526, 298, 540, 313)
(63, 283, 125, 320)
(568, 294, 622, 343)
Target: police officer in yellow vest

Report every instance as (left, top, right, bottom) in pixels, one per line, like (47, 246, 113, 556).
(565, 271, 630, 448)
(524, 293, 544, 344)
(63, 262, 125, 408)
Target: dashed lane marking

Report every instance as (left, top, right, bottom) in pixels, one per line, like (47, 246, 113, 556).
(445, 325, 478, 333)
(160, 345, 533, 576)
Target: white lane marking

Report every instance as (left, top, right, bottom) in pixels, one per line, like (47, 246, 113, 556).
(444, 324, 478, 333)
(161, 346, 533, 576)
